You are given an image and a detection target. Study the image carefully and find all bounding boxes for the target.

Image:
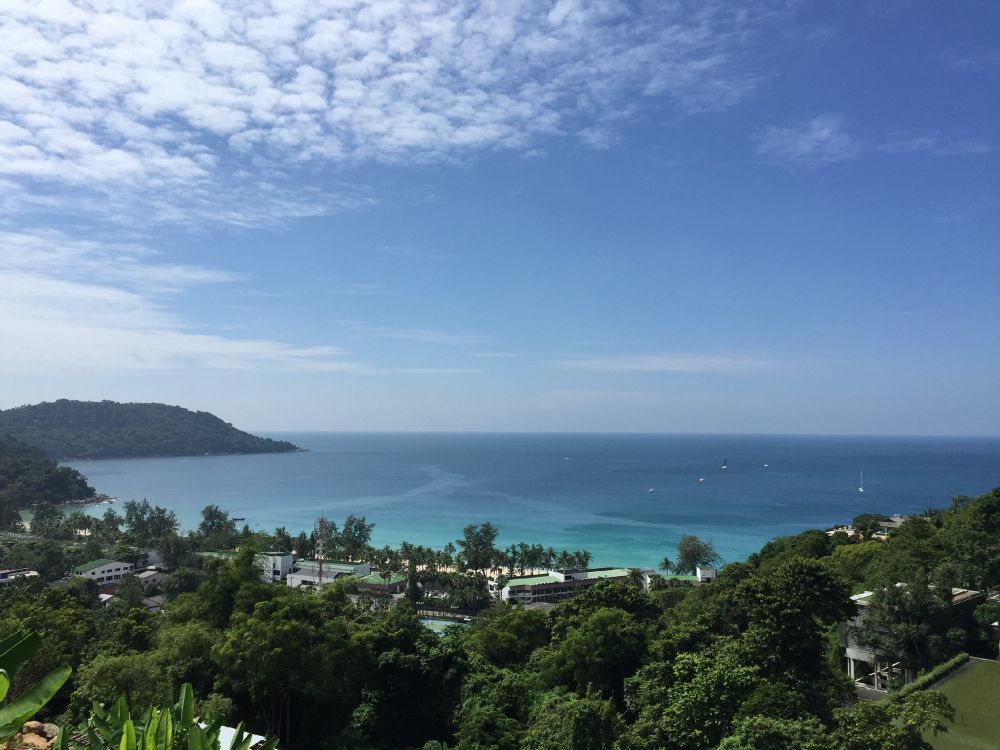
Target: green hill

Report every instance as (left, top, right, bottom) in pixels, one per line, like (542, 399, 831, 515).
(0, 434, 95, 523)
(0, 400, 302, 459)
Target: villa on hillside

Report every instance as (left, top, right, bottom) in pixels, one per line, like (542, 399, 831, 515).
(500, 567, 632, 605)
(843, 585, 984, 690)
(0, 568, 39, 586)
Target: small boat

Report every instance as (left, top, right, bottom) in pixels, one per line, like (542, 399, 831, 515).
(563, 455, 570, 461)
(648, 487, 655, 494)
(858, 471, 864, 493)
(762, 463, 769, 468)
(698, 475, 705, 483)
(721, 458, 727, 470)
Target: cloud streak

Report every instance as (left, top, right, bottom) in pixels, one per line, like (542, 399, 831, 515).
(756, 114, 995, 168)
(0, 228, 471, 375)
(554, 352, 790, 374)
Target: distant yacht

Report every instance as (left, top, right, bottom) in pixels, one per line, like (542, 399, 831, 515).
(763, 463, 769, 468)
(698, 475, 705, 483)
(563, 455, 570, 460)
(721, 458, 727, 470)
(858, 471, 864, 493)
(648, 487, 655, 494)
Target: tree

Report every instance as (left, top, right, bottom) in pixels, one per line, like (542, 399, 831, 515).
(522, 690, 620, 750)
(673, 535, 721, 575)
(539, 607, 648, 703)
(833, 691, 953, 750)
(457, 523, 499, 580)
(340, 514, 375, 560)
(853, 513, 886, 540)
(718, 715, 836, 750)
(659, 556, 672, 573)
(198, 505, 236, 547)
(29, 503, 64, 539)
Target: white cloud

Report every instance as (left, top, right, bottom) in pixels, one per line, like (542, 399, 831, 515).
(754, 113, 860, 168)
(0, 0, 781, 226)
(341, 321, 483, 346)
(756, 115, 995, 168)
(0, 228, 454, 374)
(554, 352, 790, 374)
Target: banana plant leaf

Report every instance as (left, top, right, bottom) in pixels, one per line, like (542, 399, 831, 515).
(0, 630, 41, 676)
(0, 665, 72, 740)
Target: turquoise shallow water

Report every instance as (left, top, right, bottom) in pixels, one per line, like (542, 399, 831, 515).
(66, 433, 1000, 569)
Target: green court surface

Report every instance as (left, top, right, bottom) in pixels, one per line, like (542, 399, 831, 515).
(927, 659, 1000, 750)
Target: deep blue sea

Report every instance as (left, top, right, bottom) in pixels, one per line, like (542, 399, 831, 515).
(66, 433, 1000, 569)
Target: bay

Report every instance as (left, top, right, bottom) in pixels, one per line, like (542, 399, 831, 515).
(67, 433, 1000, 569)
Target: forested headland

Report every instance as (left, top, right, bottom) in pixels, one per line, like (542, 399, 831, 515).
(0, 399, 301, 459)
(2, 485, 998, 749)
(0, 434, 94, 526)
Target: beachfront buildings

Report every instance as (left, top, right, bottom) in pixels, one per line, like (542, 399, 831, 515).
(500, 567, 632, 605)
(72, 559, 134, 584)
(285, 559, 371, 588)
(843, 585, 984, 690)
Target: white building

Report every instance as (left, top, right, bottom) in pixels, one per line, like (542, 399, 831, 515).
(72, 559, 133, 583)
(257, 552, 294, 582)
(696, 566, 717, 583)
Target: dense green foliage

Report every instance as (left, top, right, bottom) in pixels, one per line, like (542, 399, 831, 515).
(1, 486, 998, 749)
(0, 399, 301, 459)
(0, 434, 94, 526)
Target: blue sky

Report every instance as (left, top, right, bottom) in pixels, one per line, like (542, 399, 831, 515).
(0, 1, 997, 434)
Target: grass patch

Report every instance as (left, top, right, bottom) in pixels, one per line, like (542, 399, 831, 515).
(927, 659, 1000, 750)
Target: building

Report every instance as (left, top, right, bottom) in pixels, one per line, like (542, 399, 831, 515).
(696, 566, 717, 583)
(285, 559, 371, 589)
(0, 568, 39, 585)
(355, 572, 407, 597)
(257, 551, 294, 583)
(141, 595, 167, 613)
(501, 568, 632, 605)
(72, 559, 134, 584)
(843, 585, 984, 690)
(136, 567, 167, 588)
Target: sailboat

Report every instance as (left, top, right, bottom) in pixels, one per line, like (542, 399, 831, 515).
(858, 471, 864, 493)
(721, 458, 727, 470)
(698, 475, 705, 484)
(648, 487, 655, 494)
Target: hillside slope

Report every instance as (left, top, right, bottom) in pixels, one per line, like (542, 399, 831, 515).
(0, 400, 302, 459)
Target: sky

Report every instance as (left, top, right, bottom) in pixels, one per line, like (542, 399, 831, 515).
(0, 0, 998, 435)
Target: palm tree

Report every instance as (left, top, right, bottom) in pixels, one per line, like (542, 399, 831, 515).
(659, 556, 673, 573)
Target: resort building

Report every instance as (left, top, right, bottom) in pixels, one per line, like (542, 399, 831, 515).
(72, 559, 134, 584)
(354, 572, 408, 597)
(285, 559, 371, 588)
(500, 567, 632, 605)
(843, 585, 984, 690)
(0, 568, 39, 586)
(257, 551, 294, 583)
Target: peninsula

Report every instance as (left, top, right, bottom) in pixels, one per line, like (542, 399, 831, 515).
(0, 399, 302, 459)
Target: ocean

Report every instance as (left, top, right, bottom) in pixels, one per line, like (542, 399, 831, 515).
(66, 433, 1000, 569)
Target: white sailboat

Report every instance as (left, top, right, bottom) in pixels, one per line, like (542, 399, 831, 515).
(858, 471, 864, 493)
(721, 457, 727, 470)
(698, 474, 705, 484)
(648, 487, 655, 494)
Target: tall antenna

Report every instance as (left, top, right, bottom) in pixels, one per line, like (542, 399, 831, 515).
(314, 513, 327, 585)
